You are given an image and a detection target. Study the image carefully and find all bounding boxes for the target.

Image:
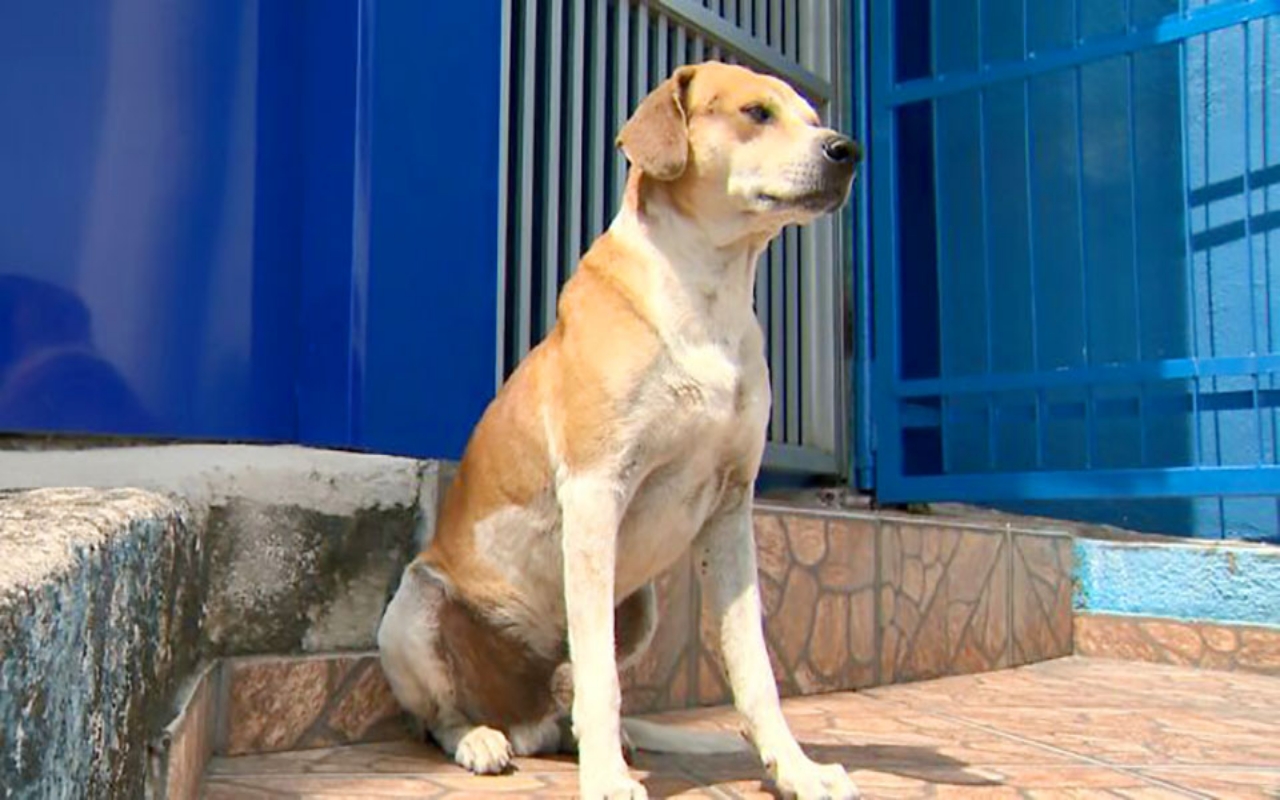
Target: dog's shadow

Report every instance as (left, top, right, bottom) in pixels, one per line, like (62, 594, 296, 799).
(638, 742, 1002, 798)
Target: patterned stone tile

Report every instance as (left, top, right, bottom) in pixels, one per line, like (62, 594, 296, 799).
(1037, 656, 1280, 722)
(950, 704, 1280, 767)
(205, 773, 448, 796)
(206, 740, 450, 777)
(829, 519, 879, 691)
(156, 662, 218, 800)
(203, 659, 1280, 798)
(882, 661, 1280, 770)
(222, 653, 407, 756)
(201, 779, 295, 798)
(694, 513, 878, 705)
(1140, 768, 1280, 799)
(1076, 613, 1280, 676)
(842, 765, 1176, 798)
(1010, 533, 1074, 666)
(893, 655, 1280, 734)
(879, 523, 1010, 684)
(622, 553, 697, 714)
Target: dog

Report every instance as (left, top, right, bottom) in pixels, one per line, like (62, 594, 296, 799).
(378, 61, 861, 799)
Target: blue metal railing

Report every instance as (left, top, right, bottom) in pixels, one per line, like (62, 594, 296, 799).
(865, 0, 1280, 506)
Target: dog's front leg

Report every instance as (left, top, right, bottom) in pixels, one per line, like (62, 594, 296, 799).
(560, 475, 647, 800)
(698, 498, 860, 800)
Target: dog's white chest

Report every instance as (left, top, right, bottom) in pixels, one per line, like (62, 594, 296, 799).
(614, 334, 768, 594)
(665, 341, 743, 417)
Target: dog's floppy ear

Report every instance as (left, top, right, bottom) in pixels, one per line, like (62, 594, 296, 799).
(616, 65, 696, 181)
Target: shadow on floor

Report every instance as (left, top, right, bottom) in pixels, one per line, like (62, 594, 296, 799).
(635, 741, 998, 797)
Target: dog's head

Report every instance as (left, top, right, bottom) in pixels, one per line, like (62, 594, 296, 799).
(617, 61, 859, 239)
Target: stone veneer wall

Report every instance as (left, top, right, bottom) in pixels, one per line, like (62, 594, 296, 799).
(622, 505, 1075, 713)
(1075, 613, 1280, 675)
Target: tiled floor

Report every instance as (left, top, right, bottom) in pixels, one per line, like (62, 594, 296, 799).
(202, 657, 1280, 799)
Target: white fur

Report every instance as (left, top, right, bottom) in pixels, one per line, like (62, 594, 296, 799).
(557, 473, 641, 797)
(698, 503, 860, 799)
(377, 564, 453, 723)
(452, 726, 512, 774)
(471, 501, 566, 655)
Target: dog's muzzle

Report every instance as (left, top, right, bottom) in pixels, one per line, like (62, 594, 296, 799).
(806, 134, 861, 212)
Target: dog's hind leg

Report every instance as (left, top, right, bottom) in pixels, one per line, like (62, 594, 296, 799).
(378, 562, 451, 726)
(379, 563, 518, 773)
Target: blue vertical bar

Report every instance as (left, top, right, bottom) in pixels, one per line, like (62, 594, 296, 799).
(1073, 0, 1096, 469)
(929, 0, 950, 474)
(1021, 0, 1044, 469)
(1177, 32, 1204, 467)
(976, 0, 997, 470)
(1243, 22, 1265, 464)
(871, 0, 904, 494)
(351, 0, 374, 446)
(852, 0, 877, 489)
(298, 0, 364, 449)
(1203, 29, 1225, 469)
(1125, 44, 1147, 466)
(359, 0, 503, 458)
(1265, 16, 1277, 466)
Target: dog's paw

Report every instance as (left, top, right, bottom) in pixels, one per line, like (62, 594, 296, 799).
(580, 771, 648, 800)
(773, 758, 859, 800)
(454, 726, 513, 775)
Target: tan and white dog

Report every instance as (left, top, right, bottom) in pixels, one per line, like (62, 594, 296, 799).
(378, 62, 861, 799)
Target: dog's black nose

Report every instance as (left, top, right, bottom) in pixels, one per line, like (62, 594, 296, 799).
(822, 135, 862, 165)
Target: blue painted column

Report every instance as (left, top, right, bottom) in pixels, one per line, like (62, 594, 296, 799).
(297, 0, 504, 458)
(359, 0, 503, 458)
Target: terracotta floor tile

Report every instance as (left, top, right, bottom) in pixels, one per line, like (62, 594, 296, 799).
(203, 778, 299, 798)
(935, 705, 1280, 767)
(1140, 767, 1280, 799)
(207, 741, 455, 777)
(203, 658, 1280, 799)
(205, 775, 450, 798)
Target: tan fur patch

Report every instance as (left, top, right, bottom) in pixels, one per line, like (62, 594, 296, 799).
(436, 595, 565, 729)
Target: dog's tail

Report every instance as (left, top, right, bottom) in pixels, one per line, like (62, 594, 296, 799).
(621, 717, 749, 755)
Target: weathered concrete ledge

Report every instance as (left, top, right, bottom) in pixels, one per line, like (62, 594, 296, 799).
(1074, 536, 1280, 628)
(0, 445, 447, 656)
(0, 488, 201, 800)
(0, 446, 454, 798)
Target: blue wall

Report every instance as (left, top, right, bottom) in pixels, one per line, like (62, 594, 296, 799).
(0, 0, 502, 459)
(1075, 538, 1280, 627)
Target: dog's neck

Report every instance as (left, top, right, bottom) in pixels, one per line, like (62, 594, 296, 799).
(607, 170, 775, 343)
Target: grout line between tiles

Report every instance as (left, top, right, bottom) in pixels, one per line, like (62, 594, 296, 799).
(1005, 526, 1015, 667)
(872, 516, 883, 688)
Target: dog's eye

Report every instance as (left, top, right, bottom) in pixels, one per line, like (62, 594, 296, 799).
(741, 104, 773, 125)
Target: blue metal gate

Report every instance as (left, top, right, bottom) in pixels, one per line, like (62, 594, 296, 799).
(865, 0, 1280, 508)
